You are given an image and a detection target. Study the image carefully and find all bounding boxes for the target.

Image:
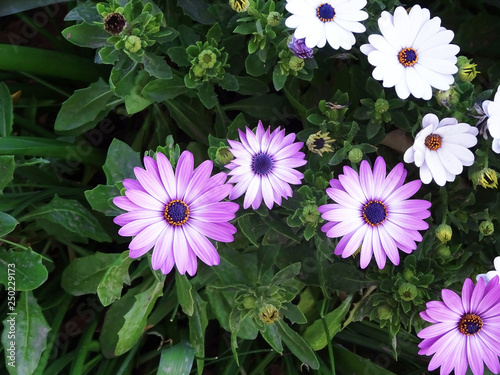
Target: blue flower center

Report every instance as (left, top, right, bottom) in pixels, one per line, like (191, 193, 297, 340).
(398, 47, 418, 67)
(252, 152, 274, 176)
(164, 199, 189, 226)
(316, 3, 335, 22)
(459, 313, 483, 336)
(362, 200, 387, 226)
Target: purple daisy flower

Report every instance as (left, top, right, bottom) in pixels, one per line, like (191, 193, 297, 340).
(418, 276, 500, 375)
(288, 36, 314, 59)
(318, 156, 431, 269)
(113, 151, 239, 276)
(226, 120, 307, 210)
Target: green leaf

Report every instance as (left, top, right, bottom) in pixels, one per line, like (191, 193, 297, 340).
(206, 23, 222, 43)
(1, 291, 50, 375)
(54, 78, 118, 136)
(61, 252, 121, 296)
(366, 76, 384, 99)
(188, 292, 208, 375)
(271, 262, 301, 286)
(116, 280, 163, 356)
(272, 66, 287, 91)
(197, 83, 218, 109)
(142, 76, 189, 102)
(282, 303, 307, 324)
(111, 67, 152, 115)
(222, 93, 287, 120)
(205, 288, 231, 331)
(0, 212, 17, 236)
(245, 53, 271, 76)
(175, 273, 194, 316)
(304, 224, 316, 241)
(164, 99, 212, 145)
(166, 46, 190, 67)
(234, 76, 269, 96)
(157, 341, 195, 375)
(84, 184, 122, 217)
(103, 138, 141, 185)
(97, 252, 133, 306)
(332, 344, 397, 375)
(177, 0, 217, 25)
(0, 82, 13, 137)
(260, 324, 283, 354)
(303, 294, 353, 351)
(0, 248, 48, 291)
(0, 155, 15, 193)
(219, 73, 239, 91)
(20, 195, 111, 242)
(276, 320, 319, 370)
(62, 23, 110, 48)
(142, 52, 173, 79)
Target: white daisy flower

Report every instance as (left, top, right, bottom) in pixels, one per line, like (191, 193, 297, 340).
(285, 0, 368, 50)
(477, 256, 500, 284)
(403, 113, 478, 186)
(360, 5, 460, 100)
(482, 88, 500, 153)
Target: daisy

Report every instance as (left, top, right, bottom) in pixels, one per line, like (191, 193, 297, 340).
(318, 156, 431, 269)
(284, 0, 368, 50)
(360, 5, 460, 100)
(418, 276, 500, 375)
(477, 256, 500, 284)
(226, 121, 307, 210)
(482, 87, 500, 153)
(403, 113, 478, 186)
(113, 151, 239, 276)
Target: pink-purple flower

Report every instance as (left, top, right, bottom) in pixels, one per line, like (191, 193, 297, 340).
(113, 151, 239, 276)
(226, 121, 307, 210)
(318, 156, 431, 269)
(288, 36, 314, 59)
(418, 276, 500, 375)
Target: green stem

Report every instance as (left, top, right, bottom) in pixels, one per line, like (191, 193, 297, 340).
(320, 299, 336, 375)
(14, 114, 57, 138)
(0, 45, 108, 83)
(20, 72, 71, 97)
(16, 12, 67, 51)
(69, 315, 99, 375)
(0, 238, 29, 251)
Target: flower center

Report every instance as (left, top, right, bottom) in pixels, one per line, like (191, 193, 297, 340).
(424, 134, 442, 151)
(104, 12, 127, 35)
(313, 138, 326, 150)
(316, 3, 335, 22)
(398, 47, 418, 67)
(252, 152, 274, 175)
(164, 199, 189, 226)
(458, 313, 483, 336)
(362, 200, 387, 226)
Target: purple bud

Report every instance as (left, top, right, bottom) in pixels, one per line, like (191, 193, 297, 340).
(288, 36, 314, 59)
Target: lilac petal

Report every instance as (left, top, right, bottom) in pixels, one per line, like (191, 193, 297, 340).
(245, 124, 262, 154)
(426, 303, 460, 322)
(388, 199, 431, 213)
(118, 217, 163, 237)
(388, 213, 429, 230)
(322, 207, 359, 222)
(479, 338, 500, 374)
(173, 228, 189, 274)
(272, 167, 303, 185)
(334, 231, 354, 255)
(184, 225, 220, 266)
(341, 225, 367, 258)
(417, 322, 455, 339)
(191, 184, 233, 208)
(378, 225, 398, 266)
(176, 151, 194, 198)
(379, 162, 405, 199)
(113, 196, 142, 212)
(326, 218, 363, 238)
(359, 160, 374, 201)
(151, 225, 173, 270)
(268, 173, 291, 199)
(428, 331, 462, 368)
(129, 220, 166, 257)
(274, 142, 304, 161)
(157, 152, 177, 199)
(372, 157, 387, 191)
(134, 166, 169, 203)
(256, 120, 265, 142)
(185, 246, 199, 277)
(420, 309, 439, 324)
(160, 249, 175, 275)
(385, 180, 422, 202)
(382, 220, 417, 250)
(123, 178, 145, 192)
(359, 227, 374, 269)
(371, 228, 383, 268)
(114, 209, 162, 226)
(339, 171, 366, 203)
(318, 203, 340, 214)
(328, 188, 363, 210)
(126, 189, 165, 211)
(261, 176, 275, 209)
(470, 278, 486, 311)
(243, 178, 261, 209)
(441, 289, 465, 315)
(184, 160, 213, 205)
(461, 278, 474, 313)
(467, 335, 486, 375)
(476, 282, 500, 316)
(189, 218, 235, 242)
(192, 202, 238, 222)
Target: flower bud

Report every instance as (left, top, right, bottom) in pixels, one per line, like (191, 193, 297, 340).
(436, 244, 451, 259)
(229, 0, 250, 12)
(259, 304, 280, 325)
(301, 204, 320, 224)
(436, 88, 460, 108)
(306, 131, 334, 156)
(267, 12, 281, 26)
(374, 98, 389, 114)
(479, 221, 494, 236)
(288, 56, 305, 72)
(398, 283, 418, 301)
(436, 224, 452, 244)
(402, 269, 415, 282)
(198, 50, 217, 69)
(348, 147, 363, 163)
(457, 56, 480, 82)
(288, 36, 314, 59)
(124, 35, 142, 53)
(192, 65, 205, 78)
(242, 296, 256, 309)
(377, 305, 393, 320)
(474, 168, 498, 189)
(104, 12, 127, 35)
(216, 147, 234, 165)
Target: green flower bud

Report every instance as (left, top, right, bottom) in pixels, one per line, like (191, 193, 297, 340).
(479, 221, 494, 236)
(267, 12, 282, 26)
(301, 204, 320, 224)
(436, 244, 451, 259)
(192, 65, 205, 78)
(103, 12, 127, 35)
(473, 168, 498, 189)
(216, 147, 234, 165)
(124, 35, 142, 53)
(398, 283, 418, 301)
(374, 98, 389, 114)
(229, 0, 250, 12)
(259, 304, 280, 325)
(436, 88, 460, 108)
(198, 50, 217, 69)
(242, 296, 256, 309)
(457, 56, 480, 82)
(288, 56, 304, 72)
(348, 148, 363, 163)
(402, 269, 415, 282)
(436, 224, 452, 244)
(377, 305, 393, 320)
